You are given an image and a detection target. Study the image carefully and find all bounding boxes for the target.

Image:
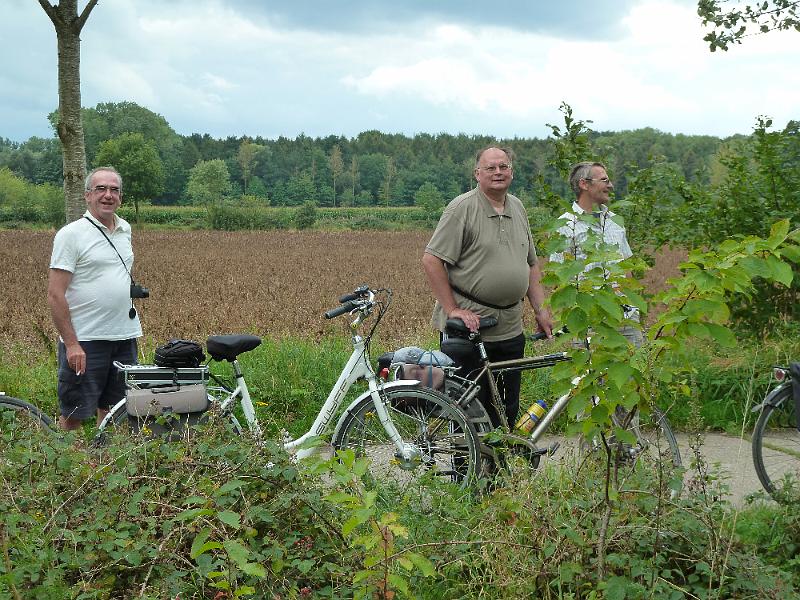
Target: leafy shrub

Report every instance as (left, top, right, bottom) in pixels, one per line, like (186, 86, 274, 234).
(294, 201, 318, 230)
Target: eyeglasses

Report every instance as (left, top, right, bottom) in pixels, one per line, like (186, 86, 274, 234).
(479, 163, 512, 173)
(88, 185, 121, 195)
(583, 177, 611, 184)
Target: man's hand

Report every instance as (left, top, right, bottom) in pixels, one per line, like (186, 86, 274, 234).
(448, 307, 482, 333)
(65, 342, 86, 376)
(534, 308, 554, 338)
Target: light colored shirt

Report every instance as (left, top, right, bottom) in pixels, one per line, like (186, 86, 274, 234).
(550, 201, 638, 321)
(426, 187, 537, 342)
(549, 201, 632, 266)
(50, 211, 142, 341)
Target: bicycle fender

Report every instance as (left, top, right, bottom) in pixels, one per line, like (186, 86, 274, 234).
(751, 382, 793, 413)
(332, 380, 421, 438)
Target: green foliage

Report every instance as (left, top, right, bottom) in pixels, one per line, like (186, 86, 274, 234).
(294, 201, 318, 230)
(3, 414, 795, 599)
(413, 181, 444, 220)
(0, 167, 64, 227)
(95, 132, 166, 223)
(698, 0, 800, 51)
(187, 159, 232, 206)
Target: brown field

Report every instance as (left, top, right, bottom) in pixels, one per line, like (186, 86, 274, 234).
(0, 230, 685, 355)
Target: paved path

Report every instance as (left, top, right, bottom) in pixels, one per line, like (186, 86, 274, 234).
(537, 431, 768, 506)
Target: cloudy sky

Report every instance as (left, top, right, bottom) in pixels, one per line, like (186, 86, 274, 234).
(2, 0, 798, 143)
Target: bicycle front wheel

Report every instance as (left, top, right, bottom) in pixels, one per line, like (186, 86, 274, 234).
(752, 386, 800, 503)
(609, 406, 683, 498)
(0, 396, 56, 438)
(333, 386, 481, 490)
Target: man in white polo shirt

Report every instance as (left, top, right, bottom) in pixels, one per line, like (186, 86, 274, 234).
(550, 161, 643, 347)
(48, 166, 143, 430)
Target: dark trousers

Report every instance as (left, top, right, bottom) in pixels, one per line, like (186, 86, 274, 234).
(442, 332, 526, 428)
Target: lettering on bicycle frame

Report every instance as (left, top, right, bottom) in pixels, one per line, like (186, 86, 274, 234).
(315, 385, 349, 435)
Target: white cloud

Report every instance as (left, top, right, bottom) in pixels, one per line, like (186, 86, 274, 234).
(3, 0, 800, 141)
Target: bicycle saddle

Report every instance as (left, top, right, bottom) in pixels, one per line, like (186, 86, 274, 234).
(444, 316, 498, 336)
(206, 334, 262, 361)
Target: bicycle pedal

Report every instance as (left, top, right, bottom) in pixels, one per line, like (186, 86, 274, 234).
(547, 442, 560, 456)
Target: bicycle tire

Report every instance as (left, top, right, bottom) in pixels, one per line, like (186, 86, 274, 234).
(752, 386, 800, 503)
(0, 396, 56, 436)
(332, 386, 482, 490)
(606, 406, 683, 498)
(94, 394, 243, 445)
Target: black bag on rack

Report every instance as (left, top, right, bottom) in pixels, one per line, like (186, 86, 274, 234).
(154, 339, 205, 368)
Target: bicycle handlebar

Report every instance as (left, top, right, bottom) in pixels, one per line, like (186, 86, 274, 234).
(528, 325, 569, 342)
(324, 301, 357, 319)
(339, 284, 369, 303)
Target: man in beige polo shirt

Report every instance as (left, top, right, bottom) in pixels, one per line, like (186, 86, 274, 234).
(422, 146, 553, 426)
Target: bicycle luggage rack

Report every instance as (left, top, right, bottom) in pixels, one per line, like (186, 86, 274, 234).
(113, 362, 209, 388)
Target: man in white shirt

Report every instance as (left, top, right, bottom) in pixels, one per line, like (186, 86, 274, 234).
(48, 167, 143, 430)
(550, 161, 643, 347)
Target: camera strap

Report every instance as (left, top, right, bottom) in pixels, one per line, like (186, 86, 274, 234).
(83, 216, 135, 285)
(84, 216, 139, 319)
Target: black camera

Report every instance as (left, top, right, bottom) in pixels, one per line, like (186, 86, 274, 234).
(130, 284, 150, 299)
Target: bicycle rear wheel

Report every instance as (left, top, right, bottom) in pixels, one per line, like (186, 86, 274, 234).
(752, 386, 800, 503)
(94, 396, 242, 446)
(607, 406, 683, 499)
(333, 386, 481, 490)
(0, 396, 56, 437)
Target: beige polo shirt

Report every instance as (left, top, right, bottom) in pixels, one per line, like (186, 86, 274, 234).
(425, 187, 537, 342)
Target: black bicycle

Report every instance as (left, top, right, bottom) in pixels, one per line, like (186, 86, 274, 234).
(751, 363, 800, 503)
(383, 317, 683, 496)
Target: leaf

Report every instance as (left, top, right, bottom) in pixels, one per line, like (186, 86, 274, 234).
(607, 363, 635, 389)
(566, 307, 589, 335)
(704, 323, 737, 347)
(342, 515, 364, 537)
(780, 244, 800, 264)
(241, 562, 267, 578)
(738, 256, 771, 279)
(177, 507, 214, 522)
(766, 255, 793, 287)
(575, 291, 595, 314)
(685, 321, 710, 339)
(217, 510, 241, 529)
(594, 291, 623, 320)
(216, 479, 247, 495)
(550, 285, 577, 311)
(604, 575, 631, 600)
(223, 540, 251, 566)
(406, 552, 436, 578)
(768, 219, 790, 248)
(387, 573, 410, 597)
(190, 529, 223, 560)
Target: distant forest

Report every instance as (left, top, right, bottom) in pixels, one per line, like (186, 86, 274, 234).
(0, 101, 738, 208)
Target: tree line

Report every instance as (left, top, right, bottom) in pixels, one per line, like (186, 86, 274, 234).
(1, 101, 731, 212)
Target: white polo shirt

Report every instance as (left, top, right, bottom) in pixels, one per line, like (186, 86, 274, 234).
(50, 211, 143, 341)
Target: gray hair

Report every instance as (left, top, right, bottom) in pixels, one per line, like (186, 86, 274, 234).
(569, 161, 606, 198)
(474, 145, 515, 168)
(85, 166, 123, 192)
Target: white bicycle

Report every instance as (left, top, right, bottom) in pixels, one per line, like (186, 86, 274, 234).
(95, 286, 482, 488)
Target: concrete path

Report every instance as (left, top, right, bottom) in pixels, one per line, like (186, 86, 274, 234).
(537, 431, 769, 506)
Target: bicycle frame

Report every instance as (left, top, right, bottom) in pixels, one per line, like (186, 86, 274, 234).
(456, 351, 573, 444)
(102, 289, 416, 463)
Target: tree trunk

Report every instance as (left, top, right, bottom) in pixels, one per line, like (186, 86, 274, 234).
(38, 0, 98, 224)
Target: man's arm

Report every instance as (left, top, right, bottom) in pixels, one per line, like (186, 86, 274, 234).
(527, 262, 554, 337)
(422, 252, 482, 332)
(47, 268, 85, 375)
